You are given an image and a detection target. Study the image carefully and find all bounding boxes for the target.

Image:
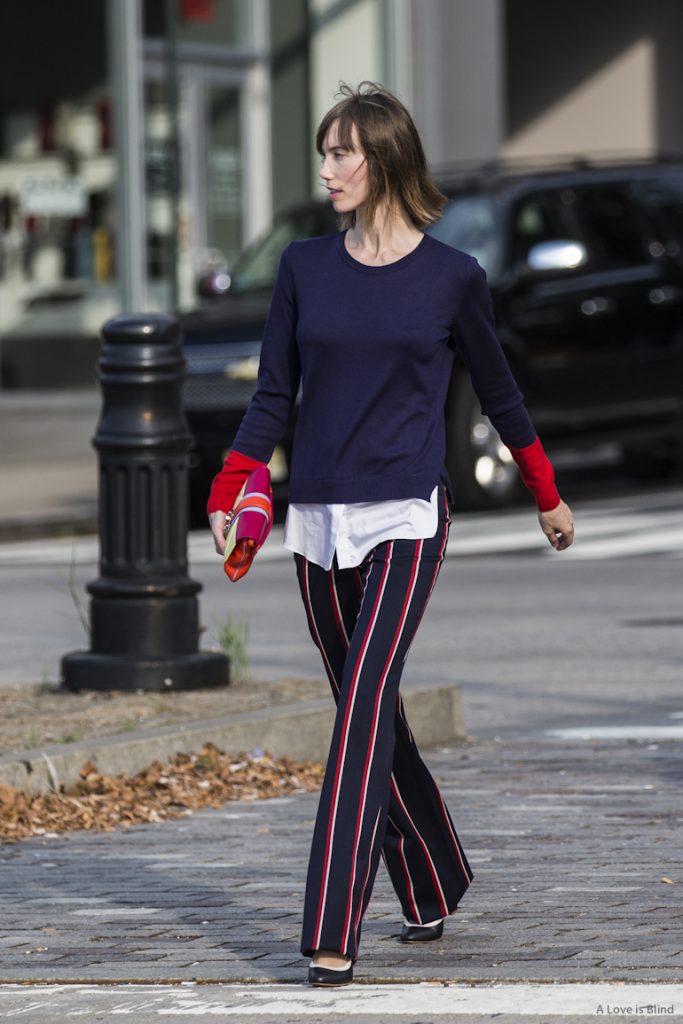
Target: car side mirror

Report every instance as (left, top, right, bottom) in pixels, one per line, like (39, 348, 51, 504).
(526, 239, 588, 272)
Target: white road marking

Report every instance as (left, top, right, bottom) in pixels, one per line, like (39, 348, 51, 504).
(0, 498, 681, 566)
(0, 982, 681, 1016)
(560, 524, 683, 560)
(0, 536, 99, 566)
(547, 724, 683, 740)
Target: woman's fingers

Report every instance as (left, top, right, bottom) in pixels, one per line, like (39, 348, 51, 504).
(209, 511, 228, 556)
(538, 500, 574, 551)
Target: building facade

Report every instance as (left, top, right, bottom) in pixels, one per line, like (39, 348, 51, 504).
(1, 0, 682, 387)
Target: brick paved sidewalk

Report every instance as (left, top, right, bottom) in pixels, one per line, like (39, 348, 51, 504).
(0, 733, 680, 986)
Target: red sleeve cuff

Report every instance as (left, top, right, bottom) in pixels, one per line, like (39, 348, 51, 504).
(508, 436, 561, 512)
(206, 449, 266, 516)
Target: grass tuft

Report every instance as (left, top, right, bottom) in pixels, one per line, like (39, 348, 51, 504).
(211, 615, 250, 682)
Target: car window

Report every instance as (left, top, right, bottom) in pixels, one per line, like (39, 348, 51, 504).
(509, 189, 585, 269)
(229, 207, 336, 294)
(631, 174, 683, 260)
(426, 196, 502, 277)
(573, 184, 651, 268)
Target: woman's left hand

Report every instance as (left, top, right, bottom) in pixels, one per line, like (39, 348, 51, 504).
(209, 510, 228, 556)
(538, 500, 574, 551)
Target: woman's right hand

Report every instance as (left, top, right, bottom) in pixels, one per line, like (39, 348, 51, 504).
(209, 511, 228, 556)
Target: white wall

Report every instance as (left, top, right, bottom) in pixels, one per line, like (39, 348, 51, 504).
(310, 0, 384, 123)
(503, 0, 663, 160)
(504, 36, 655, 159)
(411, 0, 504, 170)
(308, 0, 384, 190)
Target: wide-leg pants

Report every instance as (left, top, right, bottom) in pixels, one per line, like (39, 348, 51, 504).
(294, 487, 474, 961)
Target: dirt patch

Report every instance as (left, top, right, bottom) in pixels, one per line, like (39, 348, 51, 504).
(0, 678, 330, 757)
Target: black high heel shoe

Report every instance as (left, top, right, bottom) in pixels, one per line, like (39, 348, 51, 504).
(308, 962, 353, 986)
(307, 957, 354, 986)
(400, 917, 444, 942)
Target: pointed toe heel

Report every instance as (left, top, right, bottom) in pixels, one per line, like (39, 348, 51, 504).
(400, 918, 444, 943)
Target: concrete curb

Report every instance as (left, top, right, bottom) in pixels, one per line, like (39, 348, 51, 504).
(0, 684, 466, 795)
(0, 515, 97, 543)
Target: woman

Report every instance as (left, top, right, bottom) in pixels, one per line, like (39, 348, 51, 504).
(208, 82, 574, 987)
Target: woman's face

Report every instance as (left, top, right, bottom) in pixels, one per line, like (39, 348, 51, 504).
(319, 120, 369, 214)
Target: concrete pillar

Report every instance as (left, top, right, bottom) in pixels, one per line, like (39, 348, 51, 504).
(411, 0, 504, 170)
(108, 0, 147, 311)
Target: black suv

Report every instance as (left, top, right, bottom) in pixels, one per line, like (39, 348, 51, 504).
(182, 158, 683, 511)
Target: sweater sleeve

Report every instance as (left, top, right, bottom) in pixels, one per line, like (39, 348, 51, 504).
(508, 437, 561, 512)
(230, 244, 301, 463)
(452, 258, 561, 511)
(206, 448, 265, 516)
(451, 259, 536, 448)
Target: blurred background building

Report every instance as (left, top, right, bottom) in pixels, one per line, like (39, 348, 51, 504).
(1, 0, 683, 389)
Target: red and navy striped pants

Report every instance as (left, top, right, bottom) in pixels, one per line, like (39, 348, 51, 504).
(294, 487, 473, 961)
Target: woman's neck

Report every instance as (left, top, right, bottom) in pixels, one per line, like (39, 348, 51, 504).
(345, 203, 423, 265)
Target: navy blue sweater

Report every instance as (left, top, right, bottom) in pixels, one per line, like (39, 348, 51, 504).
(232, 231, 536, 503)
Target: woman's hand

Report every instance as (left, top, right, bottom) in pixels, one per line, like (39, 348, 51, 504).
(538, 500, 574, 551)
(209, 511, 228, 556)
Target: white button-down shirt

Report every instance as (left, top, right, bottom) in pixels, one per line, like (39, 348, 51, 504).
(283, 486, 439, 571)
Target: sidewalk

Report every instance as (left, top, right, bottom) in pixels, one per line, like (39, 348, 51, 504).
(2, 394, 682, 1009)
(0, 390, 98, 540)
(0, 730, 680, 988)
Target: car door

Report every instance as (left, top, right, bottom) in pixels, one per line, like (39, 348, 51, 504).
(628, 172, 683, 412)
(496, 184, 612, 439)
(499, 181, 674, 441)
(570, 180, 683, 420)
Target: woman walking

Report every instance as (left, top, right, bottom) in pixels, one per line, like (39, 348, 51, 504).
(208, 82, 574, 987)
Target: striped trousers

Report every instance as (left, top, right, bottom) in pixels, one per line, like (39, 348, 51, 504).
(294, 487, 473, 961)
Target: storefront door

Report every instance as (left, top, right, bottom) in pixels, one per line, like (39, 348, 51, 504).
(143, 60, 248, 311)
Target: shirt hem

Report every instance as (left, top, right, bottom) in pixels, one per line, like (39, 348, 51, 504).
(288, 472, 442, 504)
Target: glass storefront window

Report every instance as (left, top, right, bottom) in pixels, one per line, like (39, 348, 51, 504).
(144, 78, 177, 294)
(142, 68, 247, 312)
(206, 84, 243, 269)
(0, 3, 118, 387)
(143, 0, 251, 49)
(0, 0, 265, 388)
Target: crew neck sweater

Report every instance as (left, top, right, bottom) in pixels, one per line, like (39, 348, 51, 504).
(230, 231, 537, 504)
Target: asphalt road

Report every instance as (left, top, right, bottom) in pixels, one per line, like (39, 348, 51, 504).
(1, 484, 681, 741)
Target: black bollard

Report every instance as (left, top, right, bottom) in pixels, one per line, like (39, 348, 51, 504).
(61, 314, 229, 692)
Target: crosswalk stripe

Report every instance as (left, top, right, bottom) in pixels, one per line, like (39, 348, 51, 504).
(560, 525, 683, 560)
(0, 498, 680, 565)
(0, 982, 681, 1016)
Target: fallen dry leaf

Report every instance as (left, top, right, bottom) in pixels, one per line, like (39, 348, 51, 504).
(0, 743, 324, 844)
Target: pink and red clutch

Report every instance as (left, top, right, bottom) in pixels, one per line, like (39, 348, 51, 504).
(223, 465, 273, 581)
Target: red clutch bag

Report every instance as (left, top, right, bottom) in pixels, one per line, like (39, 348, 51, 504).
(223, 466, 274, 581)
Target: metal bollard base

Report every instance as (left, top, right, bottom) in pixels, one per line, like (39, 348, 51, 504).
(60, 650, 230, 693)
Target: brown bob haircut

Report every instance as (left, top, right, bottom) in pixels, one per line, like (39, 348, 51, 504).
(316, 81, 446, 230)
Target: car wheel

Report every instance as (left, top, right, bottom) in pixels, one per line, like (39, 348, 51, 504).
(446, 373, 522, 510)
